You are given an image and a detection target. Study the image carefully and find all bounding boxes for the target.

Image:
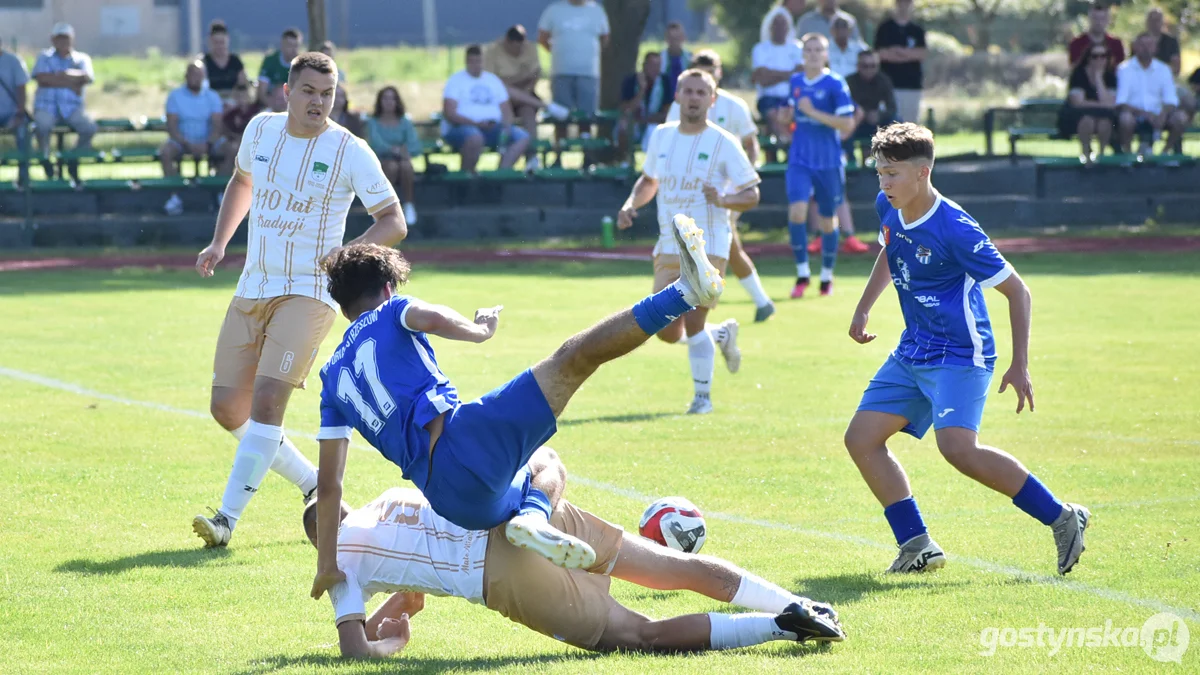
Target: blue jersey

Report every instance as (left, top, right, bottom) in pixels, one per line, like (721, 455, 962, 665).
(317, 296, 460, 489)
(787, 70, 855, 170)
(876, 191, 1014, 369)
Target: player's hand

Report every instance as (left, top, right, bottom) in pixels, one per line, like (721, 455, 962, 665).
(310, 568, 346, 600)
(320, 246, 343, 270)
(195, 243, 225, 278)
(378, 614, 411, 641)
(848, 311, 876, 344)
(797, 97, 816, 116)
(474, 305, 503, 341)
(702, 184, 723, 207)
(998, 363, 1035, 413)
(617, 204, 636, 230)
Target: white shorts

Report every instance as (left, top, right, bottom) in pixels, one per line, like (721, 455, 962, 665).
(653, 223, 732, 260)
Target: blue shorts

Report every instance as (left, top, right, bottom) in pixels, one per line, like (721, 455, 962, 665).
(757, 96, 790, 118)
(857, 355, 993, 439)
(424, 369, 557, 530)
(444, 124, 530, 151)
(786, 164, 845, 217)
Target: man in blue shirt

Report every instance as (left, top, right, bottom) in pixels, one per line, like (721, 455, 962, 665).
(844, 123, 1089, 576)
(785, 33, 856, 299)
(310, 216, 724, 599)
(31, 23, 97, 180)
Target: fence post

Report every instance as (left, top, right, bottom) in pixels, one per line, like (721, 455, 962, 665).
(983, 109, 995, 157)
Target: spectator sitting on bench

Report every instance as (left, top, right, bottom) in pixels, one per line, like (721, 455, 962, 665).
(332, 85, 364, 138)
(484, 25, 569, 172)
(32, 23, 96, 181)
(160, 59, 226, 214)
(1059, 44, 1117, 164)
(258, 28, 302, 105)
(441, 44, 530, 174)
(753, 12, 804, 142)
(0, 41, 31, 186)
(203, 20, 246, 107)
(1116, 33, 1185, 155)
(366, 85, 421, 225)
(616, 51, 669, 161)
(844, 50, 896, 161)
(221, 83, 261, 164)
(1068, 1, 1124, 68)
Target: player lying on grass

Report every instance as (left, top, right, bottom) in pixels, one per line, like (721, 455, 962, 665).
(844, 122, 1089, 575)
(310, 216, 728, 597)
(303, 460, 844, 658)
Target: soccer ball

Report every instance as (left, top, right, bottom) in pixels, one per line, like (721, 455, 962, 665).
(639, 497, 707, 553)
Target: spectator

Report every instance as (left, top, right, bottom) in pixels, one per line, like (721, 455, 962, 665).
(874, 0, 927, 124)
(662, 22, 692, 102)
(257, 27, 302, 104)
(1068, 2, 1125, 68)
(202, 20, 246, 106)
(32, 23, 96, 180)
(844, 50, 896, 161)
(1116, 33, 1185, 155)
(828, 16, 866, 79)
(0, 42, 31, 185)
(331, 85, 364, 138)
(318, 40, 348, 84)
(796, 0, 862, 43)
(366, 86, 421, 225)
(752, 13, 804, 139)
(221, 82, 261, 160)
(616, 51, 668, 160)
(484, 25, 569, 172)
(441, 45, 530, 174)
(160, 59, 226, 214)
(266, 84, 288, 113)
(1182, 67, 1200, 141)
(538, 0, 610, 121)
(1141, 7, 1179, 75)
(1058, 45, 1117, 164)
(760, 0, 806, 44)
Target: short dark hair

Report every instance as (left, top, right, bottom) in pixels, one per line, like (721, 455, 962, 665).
(373, 85, 406, 118)
(282, 27, 302, 40)
(690, 49, 721, 69)
(871, 122, 935, 163)
(321, 39, 336, 52)
(324, 244, 412, 311)
(858, 48, 877, 59)
(1089, 1, 1110, 11)
(288, 51, 337, 84)
(209, 20, 228, 35)
(466, 44, 483, 58)
(505, 25, 527, 42)
(643, 50, 661, 62)
(666, 21, 684, 32)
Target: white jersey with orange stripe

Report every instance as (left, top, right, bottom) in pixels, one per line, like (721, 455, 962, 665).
(233, 112, 398, 309)
(327, 488, 489, 626)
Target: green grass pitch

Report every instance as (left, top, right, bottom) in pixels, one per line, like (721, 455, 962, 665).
(0, 250, 1196, 673)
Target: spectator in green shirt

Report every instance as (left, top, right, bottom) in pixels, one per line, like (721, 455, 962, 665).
(366, 85, 421, 225)
(257, 27, 302, 104)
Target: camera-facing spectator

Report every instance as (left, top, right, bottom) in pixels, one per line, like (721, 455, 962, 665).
(32, 23, 97, 178)
(160, 59, 226, 214)
(844, 50, 896, 160)
(760, 0, 806, 44)
(616, 51, 669, 160)
(221, 82, 262, 160)
(366, 86, 421, 225)
(484, 25, 568, 172)
(796, 0, 862, 43)
(1058, 44, 1117, 164)
(874, 0, 927, 124)
(1116, 33, 1186, 155)
(752, 13, 804, 140)
(662, 22, 692, 102)
(265, 84, 288, 113)
(538, 0, 610, 128)
(0, 42, 31, 185)
(1068, 1, 1125, 68)
(1141, 7, 1179, 75)
(441, 45, 531, 174)
(203, 20, 246, 106)
(258, 27, 303, 104)
(331, 85, 363, 138)
(828, 16, 866, 79)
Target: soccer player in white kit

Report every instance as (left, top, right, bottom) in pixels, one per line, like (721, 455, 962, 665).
(191, 52, 407, 548)
(666, 50, 776, 324)
(618, 69, 762, 414)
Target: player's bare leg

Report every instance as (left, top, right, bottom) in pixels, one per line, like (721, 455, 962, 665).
(208, 384, 319, 503)
(504, 446, 597, 569)
(728, 216, 775, 322)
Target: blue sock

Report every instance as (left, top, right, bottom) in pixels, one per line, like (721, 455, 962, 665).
(883, 496, 928, 546)
(788, 222, 809, 266)
(517, 487, 553, 522)
(821, 231, 839, 272)
(1012, 474, 1065, 526)
(631, 283, 693, 336)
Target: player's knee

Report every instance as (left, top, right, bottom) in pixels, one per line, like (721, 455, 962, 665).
(843, 425, 878, 458)
(528, 446, 562, 474)
(209, 394, 245, 430)
(787, 203, 807, 223)
(936, 438, 979, 470)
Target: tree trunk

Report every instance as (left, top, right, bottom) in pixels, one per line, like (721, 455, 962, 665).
(307, 0, 327, 51)
(600, 0, 652, 110)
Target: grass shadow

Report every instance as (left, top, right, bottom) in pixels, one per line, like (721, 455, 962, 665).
(559, 412, 678, 427)
(235, 651, 607, 675)
(791, 572, 973, 606)
(54, 546, 235, 575)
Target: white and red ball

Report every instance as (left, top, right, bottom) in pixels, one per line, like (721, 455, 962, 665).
(638, 497, 707, 553)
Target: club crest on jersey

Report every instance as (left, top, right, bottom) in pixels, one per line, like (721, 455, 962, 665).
(916, 245, 932, 265)
(311, 161, 329, 183)
(698, 152, 710, 161)
(882, 225, 891, 245)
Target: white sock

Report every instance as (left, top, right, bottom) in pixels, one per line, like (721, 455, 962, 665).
(820, 267, 834, 283)
(228, 420, 250, 441)
(706, 322, 728, 347)
(737, 271, 772, 308)
(271, 436, 318, 497)
(731, 572, 805, 614)
(708, 613, 796, 650)
(796, 262, 811, 279)
(687, 330, 715, 396)
(218, 421, 284, 526)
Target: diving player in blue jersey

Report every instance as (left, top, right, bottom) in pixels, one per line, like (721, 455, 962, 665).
(844, 123, 1089, 576)
(310, 215, 725, 600)
(785, 33, 856, 299)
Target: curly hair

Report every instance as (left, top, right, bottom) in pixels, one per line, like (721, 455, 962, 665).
(870, 122, 935, 164)
(323, 244, 411, 311)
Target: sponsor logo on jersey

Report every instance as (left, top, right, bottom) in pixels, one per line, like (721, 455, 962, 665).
(915, 294, 940, 307)
(938, 408, 955, 418)
(893, 257, 911, 290)
(916, 244, 932, 264)
(255, 154, 270, 163)
(311, 161, 329, 183)
(366, 180, 390, 195)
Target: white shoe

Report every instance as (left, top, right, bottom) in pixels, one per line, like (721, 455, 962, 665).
(545, 101, 570, 121)
(192, 510, 232, 548)
(886, 533, 947, 573)
(505, 514, 597, 570)
(402, 202, 418, 225)
(671, 214, 724, 308)
(164, 193, 184, 216)
(716, 318, 740, 374)
(686, 394, 713, 415)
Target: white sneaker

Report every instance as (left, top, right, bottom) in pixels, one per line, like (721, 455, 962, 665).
(526, 155, 541, 173)
(886, 533, 947, 573)
(505, 514, 597, 570)
(686, 394, 713, 415)
(402, 202, 418, 225)
(545, 101, 570, 121)
(164, 193, 184, 216)
(192, 510, 232, 548)
(671, 214, 724, 308)
(716, 318, 740, 374)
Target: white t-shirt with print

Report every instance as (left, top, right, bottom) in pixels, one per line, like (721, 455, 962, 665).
(441, 69, 509, 131)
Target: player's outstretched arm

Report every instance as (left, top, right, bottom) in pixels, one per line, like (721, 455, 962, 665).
(617, 175, 659, 230)
(849, 249, 892, 344)
(404, 301, 502, 343)
(311, 438, 350, 600)
(196, 171, 253, 277)
(337, 618, 410, 659)
(993, 271, 1034, 413)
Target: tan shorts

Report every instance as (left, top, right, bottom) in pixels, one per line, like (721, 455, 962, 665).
(483, 502, 625, 649)
(211, 295, 336, 390)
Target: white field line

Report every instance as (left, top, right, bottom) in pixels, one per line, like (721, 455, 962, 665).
(3, 365, 1197, 625)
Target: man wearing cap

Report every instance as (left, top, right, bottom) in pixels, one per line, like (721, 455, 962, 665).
(31, 23, 96, 179)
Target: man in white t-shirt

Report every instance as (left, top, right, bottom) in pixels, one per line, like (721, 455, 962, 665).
(190, 52, 407, 549)
(441, 44, 531, 173)
(1116, 32, 1186, 154)
(752, 13, 804, 139)
(618, 69, 762, 415)
(667, 51, 775, 324)
(828, 16, 866, 79)
(308, 457, 843, 658)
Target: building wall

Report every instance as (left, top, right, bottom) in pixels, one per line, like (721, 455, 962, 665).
(0, 0, 180, 56)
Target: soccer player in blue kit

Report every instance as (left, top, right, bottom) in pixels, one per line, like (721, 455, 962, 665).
(309, 216, 725, 600)
(785, 33, 856, 299)
(844, 123, 1090, 575)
